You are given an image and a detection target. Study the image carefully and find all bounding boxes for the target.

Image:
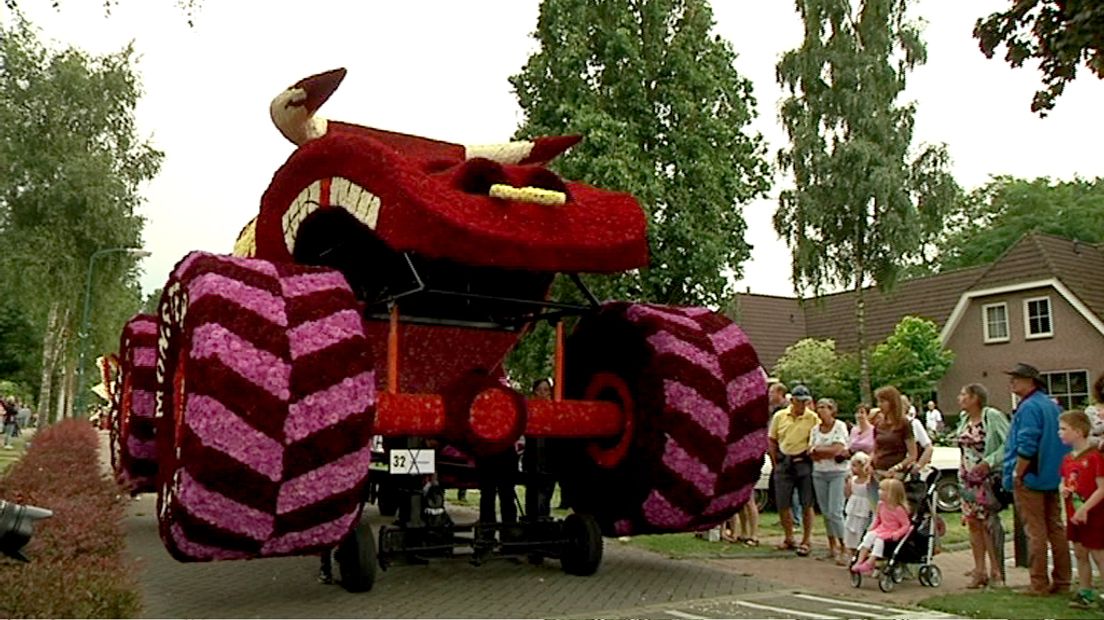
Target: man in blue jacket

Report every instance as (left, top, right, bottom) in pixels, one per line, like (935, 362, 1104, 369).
(1002, 362, 1071, 596)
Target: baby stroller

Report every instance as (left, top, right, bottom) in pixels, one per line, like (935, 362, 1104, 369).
(850, 468, 944, 592)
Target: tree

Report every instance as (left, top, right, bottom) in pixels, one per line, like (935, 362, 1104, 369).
(774, 0, 960, 403)
(506, 0, 771, 386)
(869, 315, 953, 398)
(3, 1, 204, 25)
(930, 176, 1104, 272)
(772, 337, 847, 401)
(0, 15, 162, 420)
(974, 1, 1104, 116)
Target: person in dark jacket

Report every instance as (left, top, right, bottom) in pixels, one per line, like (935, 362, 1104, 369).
(1002, 362, 1071, 596)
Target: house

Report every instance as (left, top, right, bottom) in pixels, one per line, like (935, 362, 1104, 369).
(730, 233, 1104, 413)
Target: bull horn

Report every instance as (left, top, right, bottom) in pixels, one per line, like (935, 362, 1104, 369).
(269, 68, 347, 145)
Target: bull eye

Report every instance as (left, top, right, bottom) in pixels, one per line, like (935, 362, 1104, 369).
(452, 158, 509, 195)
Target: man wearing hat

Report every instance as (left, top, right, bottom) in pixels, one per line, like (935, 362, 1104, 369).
(768, 384, 818, 556)
(1002, 362, 1071, 596)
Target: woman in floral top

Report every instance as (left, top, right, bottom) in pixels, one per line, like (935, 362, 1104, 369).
(956, 383, 1010, 588)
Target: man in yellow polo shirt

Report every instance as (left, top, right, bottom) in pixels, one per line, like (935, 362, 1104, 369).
(769, 384, 818, 556)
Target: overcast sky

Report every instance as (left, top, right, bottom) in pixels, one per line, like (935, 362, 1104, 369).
(7, 0, 1104, 299)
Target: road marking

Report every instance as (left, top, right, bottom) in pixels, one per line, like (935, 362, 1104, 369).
(828, 609, 895, 619)
(793, 593, 914, 614)
(664, 611, 709, 620)
(733, 600, 839, 619)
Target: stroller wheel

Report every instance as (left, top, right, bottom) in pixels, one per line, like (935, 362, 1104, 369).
(850, 570, 862, 588)
(878, 572, 895, 592)
(891, 563, 906, 583)
(918, 564, 942, 587)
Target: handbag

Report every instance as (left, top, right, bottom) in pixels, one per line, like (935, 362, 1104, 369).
(988, 470, 1013, 511)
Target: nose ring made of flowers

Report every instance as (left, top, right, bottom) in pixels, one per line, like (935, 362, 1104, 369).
(559, 302, 770, 537)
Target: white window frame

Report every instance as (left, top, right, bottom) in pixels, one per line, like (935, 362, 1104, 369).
(982, 302, 1010, 343)
(1040, 369, 1090, 411)
(1023, 296, 1054, 339)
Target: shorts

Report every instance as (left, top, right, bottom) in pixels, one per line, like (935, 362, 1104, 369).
(774, 454, 814, 511)
(1068, 507, 1104, 549)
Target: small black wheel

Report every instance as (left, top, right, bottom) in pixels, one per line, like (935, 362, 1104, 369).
(560, 513, 603, 576)
(336, 520, 377, 593)
(919, 564, 942, 587)
(879, 572, 895, 592)
(850, 570, 862, 588)
(918, 565, 932, 587)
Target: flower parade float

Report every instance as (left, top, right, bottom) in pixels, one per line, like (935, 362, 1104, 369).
(109, 314, 160, 492)
(119, 68, 769, 593)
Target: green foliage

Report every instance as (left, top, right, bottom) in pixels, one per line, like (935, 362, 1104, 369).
(772, 316, 953, 417)
(771, 337, 848, 406)
(775, 0, 960, 401)
(0, 15, 161, 408)
(930, 176, 1104, 272)
(974, 1, 1104, 116)
(0, 296, 35, 381)
(507, 0, 771, 381)
(869, 316, 953, 397)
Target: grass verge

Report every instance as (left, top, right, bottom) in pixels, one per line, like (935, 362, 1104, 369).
(921, 589, 1103, 620)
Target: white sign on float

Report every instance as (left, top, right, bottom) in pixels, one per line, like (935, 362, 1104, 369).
(388, 449, 436, 475)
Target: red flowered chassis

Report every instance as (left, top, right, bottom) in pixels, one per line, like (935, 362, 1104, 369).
(112, 68, 769, 591)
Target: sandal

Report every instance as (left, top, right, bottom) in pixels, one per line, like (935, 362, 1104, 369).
(795, 543, 811, 557)
(743, 538, 759, 547)
(775, 540, 797, 551)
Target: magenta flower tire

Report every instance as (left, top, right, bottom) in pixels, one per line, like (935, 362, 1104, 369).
(560, 302, 770, 537)
(114, 313, 159, 493)
(153, 251, 375, 562)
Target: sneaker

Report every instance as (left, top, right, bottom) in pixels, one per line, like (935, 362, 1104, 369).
(1069, 589, 1094, 609)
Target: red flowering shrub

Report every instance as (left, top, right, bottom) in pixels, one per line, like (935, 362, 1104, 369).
(0, 420, 141, 618)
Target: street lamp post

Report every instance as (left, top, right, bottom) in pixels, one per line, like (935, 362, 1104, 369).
(73, 247, 152, 418)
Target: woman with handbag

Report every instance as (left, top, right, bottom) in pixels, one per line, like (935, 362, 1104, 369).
(956, 383, 1011, 588)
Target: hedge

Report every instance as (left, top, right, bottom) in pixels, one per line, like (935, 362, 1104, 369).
(0, 420, 141, 618)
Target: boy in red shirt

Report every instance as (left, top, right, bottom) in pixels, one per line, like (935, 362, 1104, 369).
(1058, 410, 1104, 610)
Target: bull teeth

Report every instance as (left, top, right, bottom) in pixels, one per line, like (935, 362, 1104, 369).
(282, 177, 382, 254)
(282, 180, 322, 254)
(331, 176, 381, 230)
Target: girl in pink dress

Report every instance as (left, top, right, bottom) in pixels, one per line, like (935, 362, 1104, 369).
(851, 478, 911, 575)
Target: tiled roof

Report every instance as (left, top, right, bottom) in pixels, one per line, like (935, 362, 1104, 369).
(727, 294, 805, 370)
(801, 266, 988, 351)
(730, 232, 1104, 358)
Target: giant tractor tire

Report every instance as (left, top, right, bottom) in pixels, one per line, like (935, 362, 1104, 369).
(153, 251, 376, 562)
(558, 302, 770, 537)
(115, 314, 160, 494)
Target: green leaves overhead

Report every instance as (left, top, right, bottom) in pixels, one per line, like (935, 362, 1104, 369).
(510, 0, 771, 307)
(974, 1, 1104, 116)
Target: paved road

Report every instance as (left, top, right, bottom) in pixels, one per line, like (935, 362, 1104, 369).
(568, 591, 962, 620)
(126, 494, 779, 618)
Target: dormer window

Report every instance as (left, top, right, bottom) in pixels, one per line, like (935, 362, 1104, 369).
(1024, 296, 1053, 339)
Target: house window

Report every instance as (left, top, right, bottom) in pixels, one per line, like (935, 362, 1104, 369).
(1024, 296, 1053, 338)
(1042, 370, 1090, 411)
(982, 303, 1009, 343)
